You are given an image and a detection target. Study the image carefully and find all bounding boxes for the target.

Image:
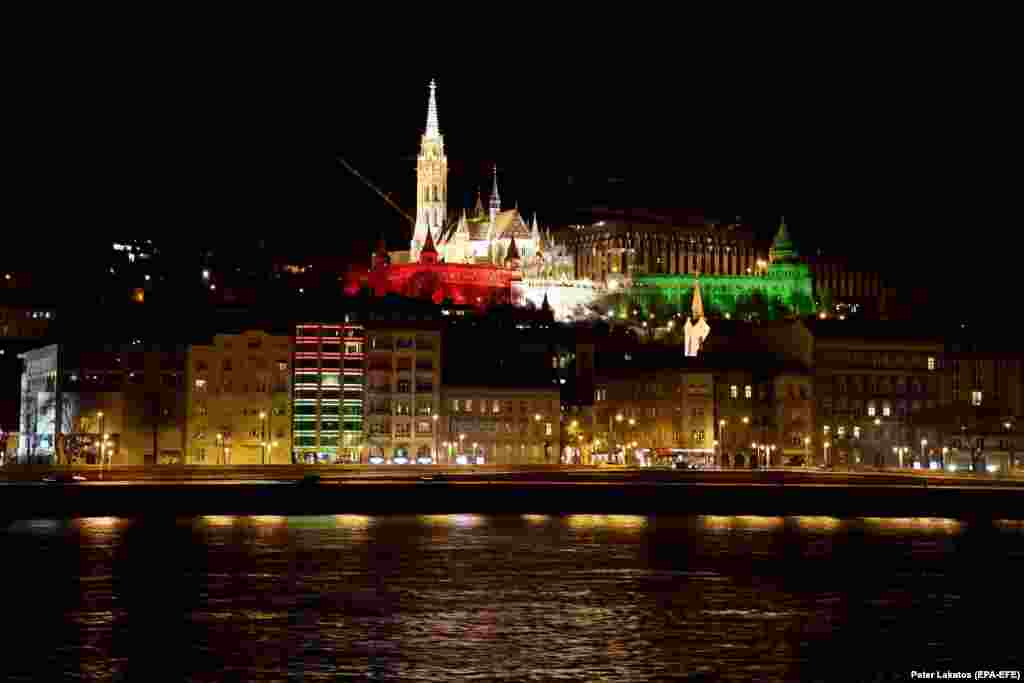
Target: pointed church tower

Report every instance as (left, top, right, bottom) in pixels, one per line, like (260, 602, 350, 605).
(691, 277, 705, 319)
(684, 276, 710, 357)
(489, 164, 501, 228)
(412, 80, 447, 262)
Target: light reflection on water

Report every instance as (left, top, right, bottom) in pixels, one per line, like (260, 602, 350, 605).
(2, 513, 1022, 681)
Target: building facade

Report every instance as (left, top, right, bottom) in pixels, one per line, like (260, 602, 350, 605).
(18, 343, 188, 464)
(291, 322, 366, 463)
(440, 386, 561, 464)
(362, 325, 441, 463)
(186, 331, 292, 465)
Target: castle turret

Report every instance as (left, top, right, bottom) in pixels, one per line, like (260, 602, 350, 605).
(769, 216, 799, 264)
(504, 235, 521, 270)
(420, 226, 438, 265)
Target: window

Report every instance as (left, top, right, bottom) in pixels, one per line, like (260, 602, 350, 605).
(692, 406, 703, 418)
(692, 430, 705, 444)
(194, 379, 207, 392)
(837, 426, 846, 437)
(883, 402, 891, 417)
(595, 389, 607, 402)
(867, 401, 876, 417)
(545, 422, 553, 436)
(493, 400, 501, 413)
(465, 399, 473, 412)
(277, 361, 288, 371)
(223, 359, 232, 371)
(196, 361, 208, 372)
(416, 420, 432, 434)
(730, 385, 738, 398)
(744, 385, 752, 399)
(197, 405, 208, 416)
(927, 357, 936, 371)
(972, 390, 982, 406)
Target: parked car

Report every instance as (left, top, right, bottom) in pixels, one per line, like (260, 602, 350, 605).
(42, 472, 86, 484)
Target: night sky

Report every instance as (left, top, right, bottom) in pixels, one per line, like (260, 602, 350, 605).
(5, 54, 1011, 320)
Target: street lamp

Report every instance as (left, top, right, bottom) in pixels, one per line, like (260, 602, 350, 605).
(216, 433, 224, 465)
(824, 440, 831, 465)
(259, 411, 267, 465)
(432, 414, 439, 463)
(719, 419, 727, 468)
(97, 411, 105, 464)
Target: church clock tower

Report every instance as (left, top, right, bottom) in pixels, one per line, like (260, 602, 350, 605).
(412, 80, 447, 261)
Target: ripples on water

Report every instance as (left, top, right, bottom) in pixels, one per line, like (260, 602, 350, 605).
(2, 514, 1022, 681)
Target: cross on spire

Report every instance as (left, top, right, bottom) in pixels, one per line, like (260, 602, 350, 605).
(425, 79, 440, 137)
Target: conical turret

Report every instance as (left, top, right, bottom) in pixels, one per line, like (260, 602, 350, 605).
(769, 216, 798, 263)
(505, 235, 521, 270)
(420, 226, 438, 264)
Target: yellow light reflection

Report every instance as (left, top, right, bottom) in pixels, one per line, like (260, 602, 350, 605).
(334, 514, 371, 529)
(250, 515, 285, 526)
(521, 514, 550, 524)
(733, 515, 784, 531)
(861, 517, 962, 533)
(76, 516, 122, 529)
(567, 514, 647, 530)
(416, 514, 483, 528)
(792, 516, 842, 532)
(202, 515, 236, 527)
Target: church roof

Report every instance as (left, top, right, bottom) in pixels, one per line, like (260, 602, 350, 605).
(495, 209, 531, 239)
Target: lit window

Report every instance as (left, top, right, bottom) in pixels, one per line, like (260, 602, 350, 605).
(837, 426, 845, 436)
(883, 402, 892, 417)
(493, 400, 501, 413)
(730, 385, 738, 398)
(744, 385, 752, 399)
(927, 357, 936, 371)
(867, 402, 876, 417)
(545, 423, 553, 436)
(194, 379, 207, 391)
(972, 390, 982, 406)
(465, 400, 472, 412)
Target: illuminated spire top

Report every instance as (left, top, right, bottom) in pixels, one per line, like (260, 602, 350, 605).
(425, 79, 440, 138)
(692, 276, 705, 319)
(489, 164, 501, 211)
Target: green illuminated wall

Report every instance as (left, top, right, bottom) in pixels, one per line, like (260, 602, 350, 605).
(628, 263, 815, 319)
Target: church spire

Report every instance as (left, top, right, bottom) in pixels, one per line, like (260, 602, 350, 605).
(692, 277, 705, 319)
(425, 79, 440, 138)
(489, 164, 501, 213)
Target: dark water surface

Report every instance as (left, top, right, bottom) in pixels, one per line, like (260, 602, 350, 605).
(3, 514, 1023, 681)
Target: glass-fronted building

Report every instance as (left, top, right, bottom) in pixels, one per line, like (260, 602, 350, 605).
(292, 323, 365, 463)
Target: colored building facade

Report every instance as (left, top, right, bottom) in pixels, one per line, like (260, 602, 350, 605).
(292, 322, 366, 463)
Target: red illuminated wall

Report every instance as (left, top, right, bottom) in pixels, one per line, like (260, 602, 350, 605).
(344, 263, 520, 307)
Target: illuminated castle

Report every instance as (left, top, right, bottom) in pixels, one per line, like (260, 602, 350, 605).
(408, 80, 544, 268)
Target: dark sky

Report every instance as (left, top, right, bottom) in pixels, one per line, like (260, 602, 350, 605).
(6, 48, 1012, 318)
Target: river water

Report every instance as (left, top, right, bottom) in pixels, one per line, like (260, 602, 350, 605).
(2, 514, 1023, 681)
